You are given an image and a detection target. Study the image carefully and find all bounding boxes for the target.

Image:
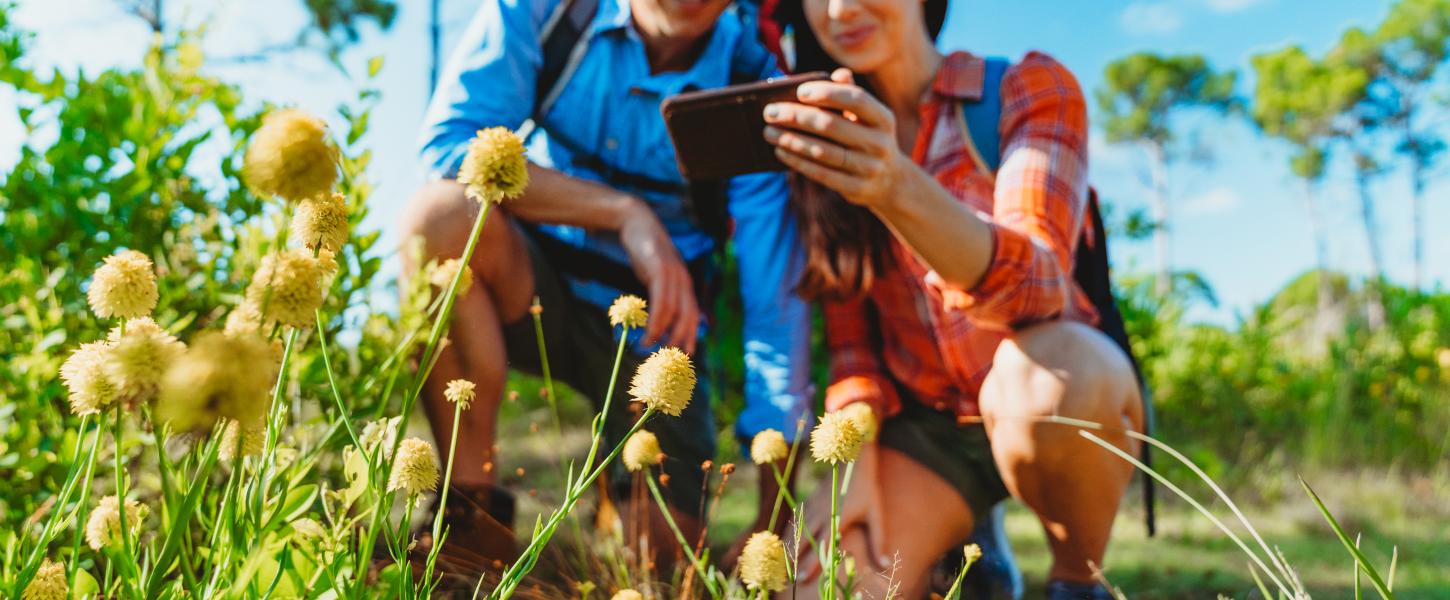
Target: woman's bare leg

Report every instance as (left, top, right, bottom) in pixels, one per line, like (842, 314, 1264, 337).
(980, 320, 1143, 584)
(792, 443, 975, 599)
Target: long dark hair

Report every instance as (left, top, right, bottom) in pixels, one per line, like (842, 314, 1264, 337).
(775, 0, 948, 300)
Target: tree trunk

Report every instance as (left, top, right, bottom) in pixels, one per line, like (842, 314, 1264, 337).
(1302, 178, 1333, 335)
(1147, 141, 1171, 297)
(1354, 165, 1387, 330)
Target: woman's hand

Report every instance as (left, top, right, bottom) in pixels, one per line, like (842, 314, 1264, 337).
(763, 68, 911, 210)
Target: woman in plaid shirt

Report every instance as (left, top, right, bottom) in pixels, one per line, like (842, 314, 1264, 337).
(761, 0, 1143, 597)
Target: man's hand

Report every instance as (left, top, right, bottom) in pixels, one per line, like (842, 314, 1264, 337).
(618, 200, 700, 354)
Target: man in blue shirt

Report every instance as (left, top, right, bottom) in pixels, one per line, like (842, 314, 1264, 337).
(400, 0, 812, 571)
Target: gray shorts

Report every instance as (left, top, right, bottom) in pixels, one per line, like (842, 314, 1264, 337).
(877, 394, 1011, 521)
(499, 229, 716, 514)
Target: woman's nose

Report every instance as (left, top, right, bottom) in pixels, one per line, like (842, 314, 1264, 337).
(827, 0, 860, 21)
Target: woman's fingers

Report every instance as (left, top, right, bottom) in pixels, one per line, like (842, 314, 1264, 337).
(764, 126, 873, 176)
(794, 80, 893, 130)
(764, 101, 881, 153)
(774, 148, 864, 200)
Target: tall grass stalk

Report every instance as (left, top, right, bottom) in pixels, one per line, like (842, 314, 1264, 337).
(644, 474, 722, 598)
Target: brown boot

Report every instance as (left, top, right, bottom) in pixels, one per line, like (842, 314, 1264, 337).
(411, 483, 518, 580)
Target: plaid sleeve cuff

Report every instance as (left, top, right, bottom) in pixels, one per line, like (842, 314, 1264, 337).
(824, 374, 902, 419)
(926, 222, 1063, 331)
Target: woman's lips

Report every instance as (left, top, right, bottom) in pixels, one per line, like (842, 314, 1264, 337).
(833, 24, 877, 48)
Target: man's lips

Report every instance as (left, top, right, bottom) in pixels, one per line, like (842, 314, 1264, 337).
(833, 23, 876, 48)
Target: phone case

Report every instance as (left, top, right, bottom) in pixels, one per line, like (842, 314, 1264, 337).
(660, 71, 830, 181)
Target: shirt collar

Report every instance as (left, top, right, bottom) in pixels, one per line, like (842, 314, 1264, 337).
(927, 51, 987, 101)
(592, 0, 633, 34)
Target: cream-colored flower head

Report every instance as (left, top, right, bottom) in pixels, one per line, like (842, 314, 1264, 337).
(610, 591, 643, 600)
(839, 402, 878, 442)
(810, 411, 863, 464)
(360, 417, 400, 454)
(291, 192, 350, 252)
(60, 341, 118, 415)
(457, 127, 529, 204)
(85, 495, 148, 551)
(157, 332, 276, 432)
(628, 347, 695, 417)
(1438, 347, 1450, 370)
(244, 108, 339, 202)
(103, 317, 185, 407)
(622, 430, 663, 472)
(444, 379, 476, 408)
(739, 530, 789, 591)
(290, 517, 327, 539)
(22, 559, 66, 600)
(963, 543, 983, 563)
(245, 248, 336, 329)
(88, 250, 158, 320)
(429, 258, 473, 295)
(750, 429, 789, 465)
(388, 437, 440, 497)
(219, 418, 266, 463)
(608, 295, 648, 329)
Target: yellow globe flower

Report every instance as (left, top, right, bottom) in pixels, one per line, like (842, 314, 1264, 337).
(628, 347, 696, 417)
(444, 378, 476, 408)
(810, 411, 863, 464)
(838, 402, 878, 442)
(245, 248, 336, 330)
(244, 108, 339, 202)
(739, 530, 789, 591)
(157, 332, 276, 432)
(622, 430, 664, 472)
(103, 317, 185, 408)
(429, 258, 474, 296)
(88, 250, 158, 320)
(750, 429, 789, 465)
(60, 341, 118, 416)
(388, 437, 440, 497)
(21, 559, 66, 600)
(608, 295, 649, 329)
(291, 192, 350, 252)
(219, 418, 266, 463)
(85, 495, 148, 551)
(610, 591, 644, 600)
(457, 127, 529, 204)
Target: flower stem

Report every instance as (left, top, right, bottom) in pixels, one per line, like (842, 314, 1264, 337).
(422, 400, 465, 587)
(645, 474, 721, 599)
(824, 464, 841, 600)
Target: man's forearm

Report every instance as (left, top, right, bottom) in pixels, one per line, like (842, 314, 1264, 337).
(504, 162, 643, 232)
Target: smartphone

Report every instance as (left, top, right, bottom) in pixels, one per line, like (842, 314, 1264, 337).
(661, 71, 830, 181)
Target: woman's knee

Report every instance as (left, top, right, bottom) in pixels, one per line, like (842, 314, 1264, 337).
(980, 320, 1140, 428)
(400, 179, 518, 275)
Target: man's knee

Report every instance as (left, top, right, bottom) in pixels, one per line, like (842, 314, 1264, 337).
(980, 320, 1138, 428)
(400, 179, 521, 276)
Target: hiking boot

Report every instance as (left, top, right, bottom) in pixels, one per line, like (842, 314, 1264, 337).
(412, 482, 519, 577)
(1044, 580, 1115, 600)
(929, 503, 1023, 599)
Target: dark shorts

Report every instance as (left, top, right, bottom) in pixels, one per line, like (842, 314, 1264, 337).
(877, 394, 1011, 521)
(500, 229, 716, 514)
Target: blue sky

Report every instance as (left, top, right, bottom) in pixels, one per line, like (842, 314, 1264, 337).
(3, 0, 1446, 324)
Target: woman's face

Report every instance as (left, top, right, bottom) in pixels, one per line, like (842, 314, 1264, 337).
(803, 0, 925, 74)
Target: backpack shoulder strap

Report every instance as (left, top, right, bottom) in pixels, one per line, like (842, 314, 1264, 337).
(533, 0, 599, 123)
(726, 3, 774, 85)
(957, 56, 1010, 173)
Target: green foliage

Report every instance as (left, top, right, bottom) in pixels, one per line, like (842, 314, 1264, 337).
(1249, 46, 1367, 180)
(1095, 53, 1239, 147)
(302, 0, 399, 50)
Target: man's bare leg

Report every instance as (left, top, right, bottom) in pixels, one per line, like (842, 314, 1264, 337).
(980, 320, 1144, 584)
(401, 179, 536, 488)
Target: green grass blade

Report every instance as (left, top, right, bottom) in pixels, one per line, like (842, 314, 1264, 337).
(1298, 477, 1392, 600)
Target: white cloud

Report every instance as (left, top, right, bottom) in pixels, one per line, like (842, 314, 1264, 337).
(1182, 187, 1242, 216)
(1204, 0, 1267, 13)
(1120, 2, 1183, 36)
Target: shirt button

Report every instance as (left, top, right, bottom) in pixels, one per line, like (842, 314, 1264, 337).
(605, 138, 619, 151)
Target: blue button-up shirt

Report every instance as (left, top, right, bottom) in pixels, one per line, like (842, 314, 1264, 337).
(418, 0, 812, 441)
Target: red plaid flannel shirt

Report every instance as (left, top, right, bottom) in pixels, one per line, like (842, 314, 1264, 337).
(824, 51, 1098, 419)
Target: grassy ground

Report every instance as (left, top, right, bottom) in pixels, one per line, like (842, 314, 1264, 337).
(472, 376, 1450, 599)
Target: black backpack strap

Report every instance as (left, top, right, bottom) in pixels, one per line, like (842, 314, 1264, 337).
(533, 0, 599, 123)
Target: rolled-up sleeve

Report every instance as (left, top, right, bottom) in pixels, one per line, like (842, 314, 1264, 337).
(728, 171, 814, 443)
(928, 53, 1090, 332)
(418, 0, 544, 178)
